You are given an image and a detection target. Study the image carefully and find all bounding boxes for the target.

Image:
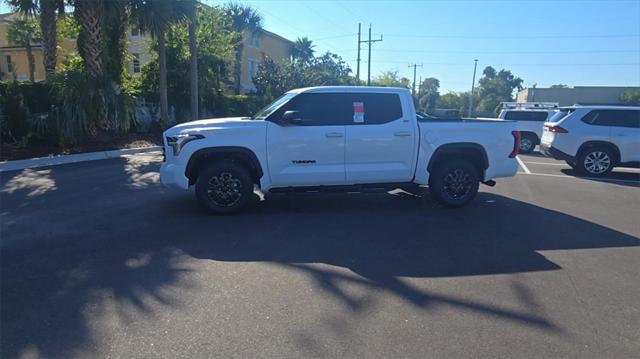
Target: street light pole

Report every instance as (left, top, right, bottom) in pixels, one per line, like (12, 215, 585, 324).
(468, 59, 478, 117)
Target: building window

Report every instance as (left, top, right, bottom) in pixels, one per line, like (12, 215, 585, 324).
(247, 59, 259, 80)
(6, 55, 13, 73)
(132, 53, 140, 73)
(249, 32, 260, 48)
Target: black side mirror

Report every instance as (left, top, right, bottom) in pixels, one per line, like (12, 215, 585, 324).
(282, 110, 303, 125)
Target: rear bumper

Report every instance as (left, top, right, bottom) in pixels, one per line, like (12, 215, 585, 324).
(160, 162, 190, 190)
(540, 143, 575, 162)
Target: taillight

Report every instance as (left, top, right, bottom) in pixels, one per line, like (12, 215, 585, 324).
(509, 131, 520, 158)
(545, 125, 568, 133)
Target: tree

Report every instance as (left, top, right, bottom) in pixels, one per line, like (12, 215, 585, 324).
(6, 17, 40, 81)
(371, 70, 411, 88)
(550, 84, 569, 88)
(291, 36, 315, 64)
(130, 0, 196, 125)
(224, 3, 263, 95)
(8, 0, 65, 77)
(416, 77, 439, 112)
(476, 66, 523, 114)
(188, 4, 198, 121)
(621, 90, 640, 105)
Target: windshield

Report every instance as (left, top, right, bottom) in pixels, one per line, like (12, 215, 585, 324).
(547, 109, 573, 123)
(252, 93, 297, 120)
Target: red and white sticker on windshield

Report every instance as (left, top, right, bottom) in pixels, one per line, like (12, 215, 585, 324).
(353, 102, 364, 123)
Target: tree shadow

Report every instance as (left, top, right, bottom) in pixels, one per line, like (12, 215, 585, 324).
(1, 156, 638, 357)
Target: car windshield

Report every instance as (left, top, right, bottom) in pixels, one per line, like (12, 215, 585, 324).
(547, 109, 573, 123)
(252, 93, 297, 120)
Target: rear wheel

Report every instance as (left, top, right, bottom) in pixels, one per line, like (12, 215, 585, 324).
(429, 159, 480, 207)
(519, 134, 537, 154)
(195, 162, 254, 214)
(577, 147, 614, 176)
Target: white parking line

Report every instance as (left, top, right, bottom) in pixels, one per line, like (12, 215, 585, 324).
(516, 156, 531, 174)
(523, 161, 568, 166)
(518, 171, 640, 184)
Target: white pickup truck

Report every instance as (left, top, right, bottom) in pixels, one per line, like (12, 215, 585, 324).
(161, 86, 520, 214)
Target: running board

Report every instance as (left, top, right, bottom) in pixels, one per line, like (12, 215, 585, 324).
(269, 182, 416, 194)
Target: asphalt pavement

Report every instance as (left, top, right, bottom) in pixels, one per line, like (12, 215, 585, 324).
(1, 152, 639, 358)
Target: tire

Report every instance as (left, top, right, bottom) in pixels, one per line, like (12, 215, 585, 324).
(195, 161, 254, 214)
(429, 159, 480, 208)
(576, 146, 615, 177)
(519, 134, 537, 154)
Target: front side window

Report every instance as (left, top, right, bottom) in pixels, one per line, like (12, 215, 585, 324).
(267, 92, 403, 126)
(504, 111, 549, 122)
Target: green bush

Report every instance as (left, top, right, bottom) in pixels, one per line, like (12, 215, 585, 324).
(0, 80, 53, 142)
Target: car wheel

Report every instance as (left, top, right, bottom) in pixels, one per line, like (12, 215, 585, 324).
(577, 147, 614, 177)
(519, 134, 536, 154)
(429, 159, 480, 207)
(195, 162, 254, 214)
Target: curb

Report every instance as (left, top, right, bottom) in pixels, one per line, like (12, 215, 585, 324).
(0, 146, 163, 173)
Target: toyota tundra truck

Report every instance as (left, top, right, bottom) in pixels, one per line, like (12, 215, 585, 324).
(160, 86, 520, 214)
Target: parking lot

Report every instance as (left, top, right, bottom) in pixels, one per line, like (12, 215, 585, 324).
(1, 151, 639, 358)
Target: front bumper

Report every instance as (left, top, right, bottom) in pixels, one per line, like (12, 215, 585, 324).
(540, 143, 575, 162)
(160, 162, 190, 190)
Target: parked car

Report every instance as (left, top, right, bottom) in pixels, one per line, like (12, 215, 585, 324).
(160, 86, 520, 214)
(540, 105, 640, 176)
(497, 102, 559, 153)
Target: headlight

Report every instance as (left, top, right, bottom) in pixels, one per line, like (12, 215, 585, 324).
(166, 133, 204, 156)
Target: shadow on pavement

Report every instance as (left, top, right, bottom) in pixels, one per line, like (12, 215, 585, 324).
(1, 156, 638, 357)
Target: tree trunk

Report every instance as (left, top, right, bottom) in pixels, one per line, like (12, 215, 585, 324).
(39, 0, 57, 78)
(26, 43, 35, 82)
(158, 30, 169, 126)
(234, 43, 243, 95)
(189, 9, 198, 121)
(75, 0, 102, 79)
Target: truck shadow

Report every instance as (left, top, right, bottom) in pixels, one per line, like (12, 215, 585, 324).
(1, 158, 639, 358)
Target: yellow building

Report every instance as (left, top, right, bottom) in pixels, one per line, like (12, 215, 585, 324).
(240, 29, 292, 93)
(1, 11, 293, 93)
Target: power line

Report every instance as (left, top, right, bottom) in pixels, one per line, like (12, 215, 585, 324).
(371, 60, 640, 66)
(334, 0, 367, 23)
(384, 33, 640, 39)
(373, 49, 640, 54)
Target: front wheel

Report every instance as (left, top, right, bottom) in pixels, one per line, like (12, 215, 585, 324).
(195, 162, 254, 214)
(429, 159, 480, 207)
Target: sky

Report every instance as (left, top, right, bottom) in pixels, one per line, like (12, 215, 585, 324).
(2, 0, 639, 93)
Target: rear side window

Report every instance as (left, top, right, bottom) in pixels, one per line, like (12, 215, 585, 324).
(504, 111, 549, 122)
(268, 92, 403, 126)
(581, 110, 640, 128)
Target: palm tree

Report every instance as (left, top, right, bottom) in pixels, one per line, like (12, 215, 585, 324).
(224, 3, 262, 95)
(74, 0, 103, 79)
(130, 0, 195, 125)
(8, 0, 65, 78)
(6, 17, 40, 81)
(291, 36, 315, 65)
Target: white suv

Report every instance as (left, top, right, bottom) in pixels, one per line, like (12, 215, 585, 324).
(540, 106, 640, 176)
(498, 102, 559, 153)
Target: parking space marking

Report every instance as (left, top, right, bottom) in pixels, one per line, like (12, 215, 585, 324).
(516, 156, 531, 174)
(518, 171, 640, 184)
(523, 161, 567, 166)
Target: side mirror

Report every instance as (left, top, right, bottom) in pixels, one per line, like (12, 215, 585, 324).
(282, 110, 303, 125)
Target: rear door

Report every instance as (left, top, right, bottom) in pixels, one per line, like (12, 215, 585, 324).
(266, 92, 347, 187)
(345, 92, 418, 183)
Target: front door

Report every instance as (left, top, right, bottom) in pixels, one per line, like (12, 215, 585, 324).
(266, 93, 348, 187)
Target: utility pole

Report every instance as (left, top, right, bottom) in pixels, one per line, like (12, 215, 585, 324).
(360, 24, 382, 86)
(356, 23, 361, 82)
(408, 63, 423, 96)
(468, 59, 478, 117)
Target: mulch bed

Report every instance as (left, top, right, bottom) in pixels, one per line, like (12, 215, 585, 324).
(0, 133, 163, 161)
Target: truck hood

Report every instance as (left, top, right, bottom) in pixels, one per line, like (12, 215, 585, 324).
(164, 117, 261, 136)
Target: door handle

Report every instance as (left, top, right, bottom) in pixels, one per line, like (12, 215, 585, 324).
(325, 132, 343, 138)
(394, 131, 412, 137)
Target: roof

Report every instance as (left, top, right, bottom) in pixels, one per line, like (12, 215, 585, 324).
(289, 86, 411, 94)
(561, 105, 640, 110)
(260, 29, 293, 45)
(0, 12, 20, 23)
